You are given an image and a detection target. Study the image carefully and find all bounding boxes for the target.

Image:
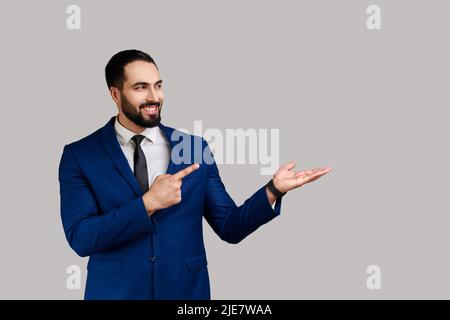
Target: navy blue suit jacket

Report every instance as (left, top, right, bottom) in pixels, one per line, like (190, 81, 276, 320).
(58, 116, 282, 300)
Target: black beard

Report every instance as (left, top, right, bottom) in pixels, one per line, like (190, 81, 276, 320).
(120, 93, 161, 128)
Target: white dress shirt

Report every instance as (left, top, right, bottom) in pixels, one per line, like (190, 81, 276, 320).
(114, 117, 171, 185)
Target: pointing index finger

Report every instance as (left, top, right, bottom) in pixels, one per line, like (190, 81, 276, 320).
(173, 163, 200, 180)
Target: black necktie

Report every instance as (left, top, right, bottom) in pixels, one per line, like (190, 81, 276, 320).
(131, 135, 149, 193)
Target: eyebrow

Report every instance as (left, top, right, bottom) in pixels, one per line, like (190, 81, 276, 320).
(132, 80, 163, 87)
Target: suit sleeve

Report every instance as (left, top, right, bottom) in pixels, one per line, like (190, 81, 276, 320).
(58, 144, 155, 257)
(202, 139, 282, 244)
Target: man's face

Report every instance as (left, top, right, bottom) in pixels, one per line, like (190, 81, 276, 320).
(117, 60, 164, 128)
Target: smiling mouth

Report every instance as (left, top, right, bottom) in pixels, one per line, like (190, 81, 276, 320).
(141, 105, 159, 115)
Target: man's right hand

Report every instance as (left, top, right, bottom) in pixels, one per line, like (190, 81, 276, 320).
(142, 163, 200, 216)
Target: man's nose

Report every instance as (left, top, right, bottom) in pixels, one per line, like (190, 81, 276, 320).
(146, 87, 158, 102)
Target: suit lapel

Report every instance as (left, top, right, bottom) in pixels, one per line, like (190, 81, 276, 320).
(99, 117, 143, 196)
(158, 122, 179, 175)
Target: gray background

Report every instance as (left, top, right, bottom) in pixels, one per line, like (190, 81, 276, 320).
(0, 0, 448, 299)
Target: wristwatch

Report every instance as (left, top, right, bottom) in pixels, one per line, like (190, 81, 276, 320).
(266, 179, 286, 198)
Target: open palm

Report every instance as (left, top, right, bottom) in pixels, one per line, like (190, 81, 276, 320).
(273, 161, 332, 193)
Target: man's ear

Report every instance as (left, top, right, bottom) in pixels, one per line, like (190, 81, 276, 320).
(109, 87, 121, 105)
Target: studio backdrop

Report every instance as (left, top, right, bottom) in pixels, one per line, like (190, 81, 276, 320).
(0, 0, 448, 299)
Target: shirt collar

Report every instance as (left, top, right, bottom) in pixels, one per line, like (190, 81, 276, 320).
(114, 116, 159, 146)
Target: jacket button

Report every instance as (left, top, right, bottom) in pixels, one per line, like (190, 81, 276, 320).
(149, 256, 157, 262)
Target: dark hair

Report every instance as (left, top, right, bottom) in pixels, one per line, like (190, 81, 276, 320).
(105, 49, 158, 89)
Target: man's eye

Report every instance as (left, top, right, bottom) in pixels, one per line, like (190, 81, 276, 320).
(136, 86, 145, 90)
